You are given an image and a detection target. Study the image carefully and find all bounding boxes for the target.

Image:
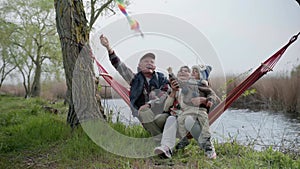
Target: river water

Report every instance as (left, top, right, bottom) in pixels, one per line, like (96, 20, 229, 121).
(102, 99, 300, 151)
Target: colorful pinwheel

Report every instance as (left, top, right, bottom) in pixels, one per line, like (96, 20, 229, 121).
(115, 0, 144, 37)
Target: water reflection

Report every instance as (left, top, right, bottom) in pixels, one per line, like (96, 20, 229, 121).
(103, 99, 300, 151)
(211, 109, 300, 151)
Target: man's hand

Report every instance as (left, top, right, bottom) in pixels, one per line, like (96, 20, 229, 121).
(138, 104, 150, 112)
(100, 34, 113, 53)
(170, 79, 179, 91)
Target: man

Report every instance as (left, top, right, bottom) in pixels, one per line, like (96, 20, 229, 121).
(100, 35, 169, 140)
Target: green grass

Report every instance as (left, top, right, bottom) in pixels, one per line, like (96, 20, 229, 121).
(0, 95, 299, 169)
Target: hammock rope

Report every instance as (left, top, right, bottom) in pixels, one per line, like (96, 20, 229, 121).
(91, 53, 130, 106)
(208, 32, 300, 125)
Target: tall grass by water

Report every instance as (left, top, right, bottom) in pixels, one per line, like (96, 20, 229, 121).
(210, 70, 300, 115)
(0, 95, 299, 168)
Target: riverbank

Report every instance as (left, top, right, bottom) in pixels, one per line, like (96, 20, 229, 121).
(1, 95, 299, 168)
(210, 72, 300, 116)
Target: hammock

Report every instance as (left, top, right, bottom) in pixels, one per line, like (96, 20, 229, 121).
(94, 58, 130, 106)
(208, 32, 300, 125)
(94, 32, 299, 125)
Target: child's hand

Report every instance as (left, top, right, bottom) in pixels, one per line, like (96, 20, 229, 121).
(167, 67, 173, 74)
(149, 91, 158, 100)
(191, 97, 207, 106)
(206, 101, 213, 108)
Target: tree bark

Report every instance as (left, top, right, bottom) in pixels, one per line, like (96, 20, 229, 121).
(54, 0, 103, 128)
(31, 58, 41, 97)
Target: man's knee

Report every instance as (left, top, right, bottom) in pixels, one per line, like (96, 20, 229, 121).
(154, 113, 169, 129)
(138, 108, 154, 123)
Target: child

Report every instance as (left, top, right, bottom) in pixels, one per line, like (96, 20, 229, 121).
(155, 65, 218, 159)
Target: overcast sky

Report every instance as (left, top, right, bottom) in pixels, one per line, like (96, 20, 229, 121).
(91, 0, 300, 76)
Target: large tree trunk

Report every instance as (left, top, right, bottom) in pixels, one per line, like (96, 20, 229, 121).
(54, 0, 103, 128)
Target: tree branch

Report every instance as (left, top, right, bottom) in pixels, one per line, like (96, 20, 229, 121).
(89, 0, 114, 29)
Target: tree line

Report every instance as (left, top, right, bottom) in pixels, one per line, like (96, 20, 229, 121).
(0, 0, 129, 127)
(0, 0, 299, 128)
